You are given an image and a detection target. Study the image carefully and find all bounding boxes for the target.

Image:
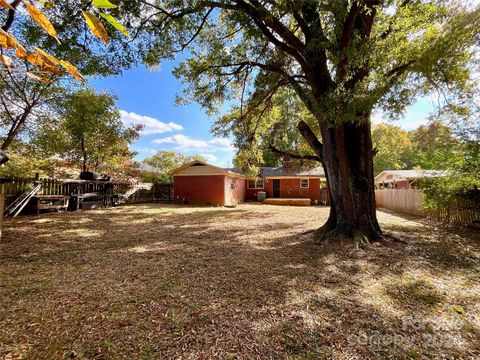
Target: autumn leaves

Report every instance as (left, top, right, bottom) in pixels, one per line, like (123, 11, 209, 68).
(0, 0, 129, 82)
(84, 0, 130, 42)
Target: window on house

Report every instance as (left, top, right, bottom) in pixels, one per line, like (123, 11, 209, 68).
(300, 179, 309, 189)
(247, 179, 264, 189)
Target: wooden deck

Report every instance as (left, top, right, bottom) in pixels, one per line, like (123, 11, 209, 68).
(263, 198, 311, 206)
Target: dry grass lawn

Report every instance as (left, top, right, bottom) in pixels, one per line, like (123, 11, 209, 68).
(1, 204, 479, 359)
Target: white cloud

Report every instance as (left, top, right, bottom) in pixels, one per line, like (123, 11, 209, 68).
(120, 110, 183, 135)
(208, 138, 234, 149)
(152, 134, 235, 152)
(153, 134, 208, 148)
(131, 146, 157, 155)
(200, 153, 218, 163)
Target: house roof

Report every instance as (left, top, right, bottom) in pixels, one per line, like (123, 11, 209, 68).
(225, 168, 245, 175)
(171, 160, 246, 178)
(375, 169, 450, 182)
(260, 166, 325, 177)
(138, 162, 162, 173)
(171, 161, 325, 178)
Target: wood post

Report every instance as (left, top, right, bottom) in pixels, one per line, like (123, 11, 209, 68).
(0, 196, 4, 240)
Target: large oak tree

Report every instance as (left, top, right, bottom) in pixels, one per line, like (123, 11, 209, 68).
(131, 0, 480, 243)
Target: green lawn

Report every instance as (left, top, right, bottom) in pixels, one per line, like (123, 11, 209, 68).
(1, 204, 479, 359)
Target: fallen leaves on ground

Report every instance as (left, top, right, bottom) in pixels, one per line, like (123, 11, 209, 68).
(1, 204, 479, 359)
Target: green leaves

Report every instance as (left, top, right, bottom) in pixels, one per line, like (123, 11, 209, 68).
(39, 0, 55, 10)
(81, 2, 132, 45)
(99, 13, 129, 37)
(93, 0, 117, 9)
(372, 122, 466, 177)
(36, 89, 139, 172)
(372, 124, 412, 175)
(143, 151, 207, 183)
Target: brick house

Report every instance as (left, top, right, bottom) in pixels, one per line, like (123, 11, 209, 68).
(374, 170, 449, 189)
(171, 160, 329, 206)
(245, 166, 328, 204)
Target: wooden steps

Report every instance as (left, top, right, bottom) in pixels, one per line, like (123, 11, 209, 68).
(263, 198, 311, 206)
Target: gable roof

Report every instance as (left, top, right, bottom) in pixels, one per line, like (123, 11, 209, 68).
(171, 161, 325, 178)
(171, 160, 246, 178)
(375, 169, 450, 182)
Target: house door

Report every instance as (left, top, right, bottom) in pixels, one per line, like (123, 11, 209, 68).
(272, 179, 280, 198)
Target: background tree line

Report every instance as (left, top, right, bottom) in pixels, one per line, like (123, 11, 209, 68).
(372, 120, 479, 209)
(372, 122, 464, 175)
(2, 0, 479, 239)
(0, 88, 141, 179)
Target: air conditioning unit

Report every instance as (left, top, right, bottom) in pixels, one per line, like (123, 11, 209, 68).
(257, 191, 266, 202)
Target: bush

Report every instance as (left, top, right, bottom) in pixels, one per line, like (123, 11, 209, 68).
(421, 174, 480, 210)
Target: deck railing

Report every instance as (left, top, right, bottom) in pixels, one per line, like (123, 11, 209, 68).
(0, 177, 157, 208)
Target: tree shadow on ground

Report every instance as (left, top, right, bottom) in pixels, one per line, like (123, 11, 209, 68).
(1, 204, 479, 359)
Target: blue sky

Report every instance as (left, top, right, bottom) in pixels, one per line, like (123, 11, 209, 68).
(89, 60, 235, 167)
(90, 62, 435, 167)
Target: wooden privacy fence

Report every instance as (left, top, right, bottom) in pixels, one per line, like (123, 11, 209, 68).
(0, 177, 158, 209)
(427, 196, 479, 226)
(1, 177, 72, 197)
(375, 189, 480, 226)
(375, 189, 425, 216)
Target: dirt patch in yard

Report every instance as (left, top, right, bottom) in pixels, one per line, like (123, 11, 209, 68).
(1, 204, 479, 359)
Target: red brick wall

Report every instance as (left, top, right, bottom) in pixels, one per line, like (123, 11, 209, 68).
(245, 188, 258, 201)
(246, 188, 265, 201)
(173, 175, 225, 205)
(246, 180, 269, 200)
(246, 178, 326, 203)
(278, 178, 322, 201)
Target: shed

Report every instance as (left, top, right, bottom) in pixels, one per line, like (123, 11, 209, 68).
(171, 160, 246, 206)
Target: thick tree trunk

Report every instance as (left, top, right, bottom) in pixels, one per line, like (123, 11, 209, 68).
(0, 101, 37, 166)
(316, 118, 381, 244)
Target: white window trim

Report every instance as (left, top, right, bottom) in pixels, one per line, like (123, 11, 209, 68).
(300, 178, 309, 189)
(247, 179, 264, 189)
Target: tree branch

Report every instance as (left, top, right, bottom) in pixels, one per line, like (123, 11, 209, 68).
(179, 8, 213, 51)
(241, 0, 305, 53)
(341, 0, 380, 88)
(378, 1, 413, 41)
(268, 144, 321, 161)
(337, 2, 360, 81)
(2, 0, 21, 32)
(385, 60, 417, 78)
(297, 120, 323, 160)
